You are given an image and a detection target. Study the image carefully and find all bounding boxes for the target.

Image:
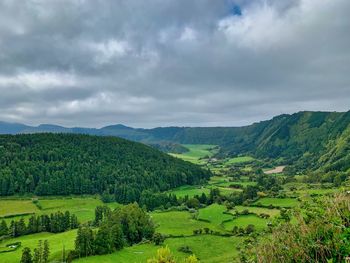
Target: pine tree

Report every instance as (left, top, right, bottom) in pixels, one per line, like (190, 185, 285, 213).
(21, 247, 33, 263)
(17, 218, 27, 236)
(33, 248, 41, 263)
(75, 226, 95, 257)
(33, 240, 43, 263)
(0, 219, 8, 236)
(43, 240, 50, 263)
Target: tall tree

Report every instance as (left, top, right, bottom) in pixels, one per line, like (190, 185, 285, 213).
(43, 240, 50, 263)
(75, 226, 95, 258)
(0, 219, 8, 236)
(21, 247, 33, 263)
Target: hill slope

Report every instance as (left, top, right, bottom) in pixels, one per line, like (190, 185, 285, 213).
(0, 110, 349, 171)
(0, 133, 211, 201)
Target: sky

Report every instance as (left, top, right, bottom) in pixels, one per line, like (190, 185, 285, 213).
(0, 0, 349, 128)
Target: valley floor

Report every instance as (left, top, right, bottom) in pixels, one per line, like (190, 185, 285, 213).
(0, 144, 343, 262)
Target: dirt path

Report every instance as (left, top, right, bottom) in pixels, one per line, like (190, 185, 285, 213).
(264, 166, 285, 174)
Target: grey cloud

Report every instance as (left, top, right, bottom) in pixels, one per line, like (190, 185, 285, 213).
(0, 0, 349, 127)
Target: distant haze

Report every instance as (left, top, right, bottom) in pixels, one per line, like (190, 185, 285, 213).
(0, 0, 349, 128)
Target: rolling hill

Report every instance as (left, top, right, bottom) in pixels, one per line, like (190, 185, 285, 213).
(0, 133, 211, 201)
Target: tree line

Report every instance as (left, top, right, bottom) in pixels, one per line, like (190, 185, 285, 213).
(20, 240, 50, 263)
(0, 211, 79, 238)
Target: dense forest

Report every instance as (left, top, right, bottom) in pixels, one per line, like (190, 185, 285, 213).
(0, 134, 211, 200)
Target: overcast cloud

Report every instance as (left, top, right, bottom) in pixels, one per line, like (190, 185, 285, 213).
(0, 0, 349, 128)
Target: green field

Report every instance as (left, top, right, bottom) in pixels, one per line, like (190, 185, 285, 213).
(167, 185, 210, 198)
(0, 200, 39, 218)
(0, 197, 120, 224)
(223, 214, 269, 231)
(224, 156, 254, 164)
(75, 235, 241, 263)
(0, 230, 77, 263)
(254, 197, 299, 208)
(198, 204, 232, 226)
(151, 210, 220, 235)
(170, 144, 217, 164)
(233, 206, 280, 217)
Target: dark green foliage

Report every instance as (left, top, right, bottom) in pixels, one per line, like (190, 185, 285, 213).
(75, 226, 95, 258)
(94, 206, 111, 226)
(94, 224, 115, 255)
(43, 240, 49, 263)
(0, 133, 211, 198)
(152, 233, 165, 245)
(74, 203, 153, 259)
(139, 191, 179, 211)
(186, 198, 200, 209)
(149, 142, 189, 154)
(111, 203, 155, 244)
(0, 220, 8, 236)
(20, 247, 33, 263)
(7, 211, 79, 238)
(32, 240, 48, 263)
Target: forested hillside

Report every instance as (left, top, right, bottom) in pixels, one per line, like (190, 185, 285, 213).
(0, 111, 349, 172)
(0, 134, 211, 200)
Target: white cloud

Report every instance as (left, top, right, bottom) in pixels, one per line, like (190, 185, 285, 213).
(0, 71, 79, 91)
(88, 39, 131, 64)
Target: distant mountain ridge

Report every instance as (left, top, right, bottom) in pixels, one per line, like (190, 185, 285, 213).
(1, 110, 349, 172)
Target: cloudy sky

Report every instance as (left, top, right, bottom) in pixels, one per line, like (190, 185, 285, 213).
(0, 0, 349, 128)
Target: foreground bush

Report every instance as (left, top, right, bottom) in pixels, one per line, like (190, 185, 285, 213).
(242, 194, 350, 262)
(147, 246, 199, 263)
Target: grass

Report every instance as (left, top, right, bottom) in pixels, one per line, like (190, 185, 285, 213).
(223, 214, 269, 231)
(210, 180, 257, 187)
(167, 185, 210, 198)
(75, 235, 242, 263)
(0, 230, 77, 263)
(151, 211, 220, 235)
(170, 144, 217, 165)
(233, 206, 280, 217)
(224, 156, 254, 165)
(296, 188, 340, 196)
(37, 197, 120, 222)
(0, 197, 120, 224)
(254, 197, 299, 208)
(198, 204, 232, 226)
(210, 187, 242, 196)
(0, 200, 39, 217)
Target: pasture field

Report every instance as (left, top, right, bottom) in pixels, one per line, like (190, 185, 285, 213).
(211, 186, 242, 196)
(151, 210, 221, 235)
(75, 235, 242, 263)
(0, 199, 39, 217)
(0, 197, 120, 224)
(211, 180, 257, 187)
(166, 185, 210, 198)
(37, 197, 120, 222)
(0, 230, 77, 263)
(223, 214, 269, 231)
(198, 204, 232, 226)
(233, 206, 280, 217)
(254, 197, 299, 208)
(170, 144, 217, 164)
(224, 156, 254, 164)
(296, 188, 340, 196)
